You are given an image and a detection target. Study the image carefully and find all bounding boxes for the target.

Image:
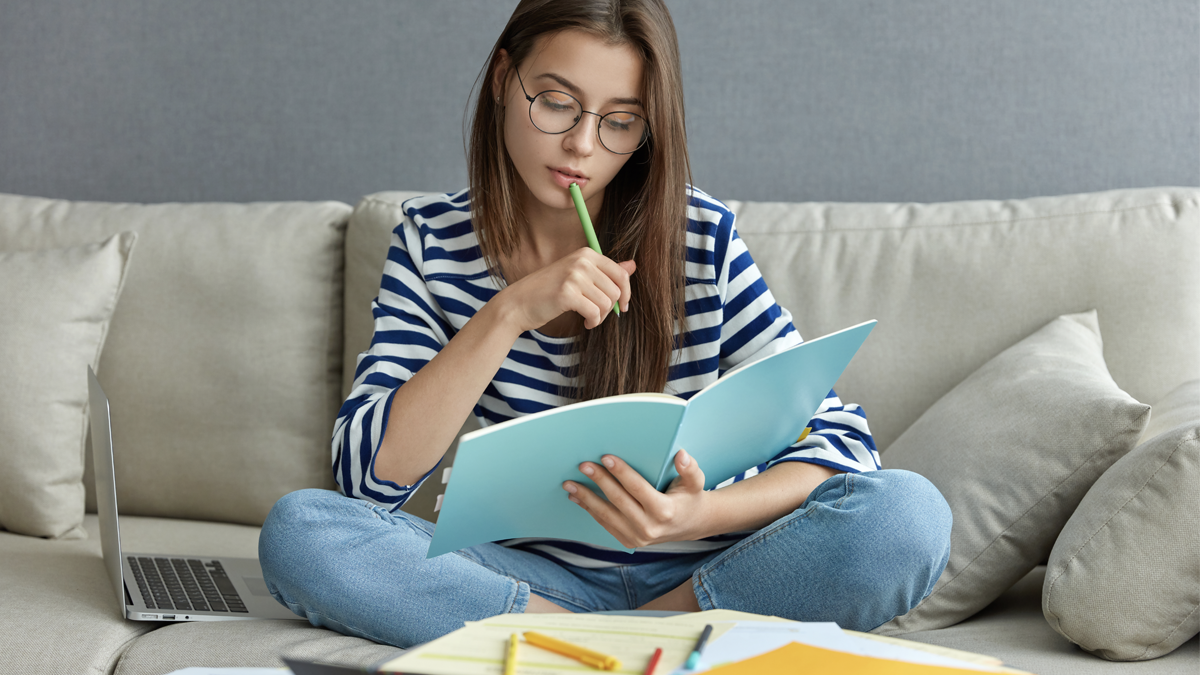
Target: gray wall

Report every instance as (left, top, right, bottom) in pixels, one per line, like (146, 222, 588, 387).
(2, 0, 1197, 205)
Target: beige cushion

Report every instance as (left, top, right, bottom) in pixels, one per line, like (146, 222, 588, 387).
(111, 621, 400, 675)
(731, 188, 1200, 451)
(1141, 379, 1199, 444)
(107, 513, 400, 673)
(1043, 380, 1199, 660)
(903, 568, 1200, 675)
(343, 192, 475, 522)
(350, 189, 1199, 451)
(876, 311, 1150, 635)
(0, 193, 351, 526)
(0, 232, 137, 538)
(345, 189, 1200, 526)
(0, 517, 155, 675)
(343, 191, 427, 400)
(0, 514, 392, 675)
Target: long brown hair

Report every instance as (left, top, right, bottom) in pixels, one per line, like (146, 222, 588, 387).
(468, 0, 691, 401)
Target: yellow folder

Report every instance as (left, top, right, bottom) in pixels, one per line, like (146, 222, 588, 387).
(706, 640, 1011, 675)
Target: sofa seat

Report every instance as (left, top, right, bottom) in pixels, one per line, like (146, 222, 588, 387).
(0, 518, 152, 675)
(0, 514, 397, 675)
(3, 187, 1195, 673)
(904, 568, 1200, 675)
(112, 617, 401, 675)
(8, 512, 1196, 674)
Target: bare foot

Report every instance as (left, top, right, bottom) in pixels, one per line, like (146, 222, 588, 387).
(526, 593, 574, 613)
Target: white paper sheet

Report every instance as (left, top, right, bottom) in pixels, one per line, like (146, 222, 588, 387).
(675, 621, 1004, 673)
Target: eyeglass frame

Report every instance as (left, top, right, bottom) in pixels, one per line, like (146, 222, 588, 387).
(513, 68, 651, 155)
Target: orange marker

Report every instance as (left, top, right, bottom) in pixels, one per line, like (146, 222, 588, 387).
(523, 631, 622, 671)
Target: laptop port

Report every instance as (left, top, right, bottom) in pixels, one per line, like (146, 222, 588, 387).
(162, 615, 175, 620)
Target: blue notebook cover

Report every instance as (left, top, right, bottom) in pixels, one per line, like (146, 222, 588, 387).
(426, 319, 876, 557)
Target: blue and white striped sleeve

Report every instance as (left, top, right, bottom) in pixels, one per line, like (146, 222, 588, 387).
(712, 209, 881, 482)
(332, 214, 455, 509)
(767, 389, 880, 474)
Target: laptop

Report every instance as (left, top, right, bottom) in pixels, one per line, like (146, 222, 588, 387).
(88, 366, 304, 622)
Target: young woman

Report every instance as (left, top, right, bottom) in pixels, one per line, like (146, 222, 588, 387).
(260, 0, 951, 649)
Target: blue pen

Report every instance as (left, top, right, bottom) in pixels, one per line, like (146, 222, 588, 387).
(684, 624, 713, 670)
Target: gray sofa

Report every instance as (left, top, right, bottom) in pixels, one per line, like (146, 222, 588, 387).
(1, 186, 1196, 675)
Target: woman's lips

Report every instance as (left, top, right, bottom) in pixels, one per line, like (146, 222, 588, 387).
(551, 167, 588, 190)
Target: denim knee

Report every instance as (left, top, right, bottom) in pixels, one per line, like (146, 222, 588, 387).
(692, 469, 951, 631)
(814, 469, 951, 628)
(258, 488, 342, 590)
(858, 470, 953, 604)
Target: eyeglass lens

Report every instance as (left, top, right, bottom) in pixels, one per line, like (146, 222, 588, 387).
(529, 91, 648, 155)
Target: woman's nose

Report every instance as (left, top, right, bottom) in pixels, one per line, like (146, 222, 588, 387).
(563, 116, 596, 156)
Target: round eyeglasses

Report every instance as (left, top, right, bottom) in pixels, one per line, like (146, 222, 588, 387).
(515, 70, 650, 155)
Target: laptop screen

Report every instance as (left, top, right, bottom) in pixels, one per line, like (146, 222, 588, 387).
(87, 366, 127, 614)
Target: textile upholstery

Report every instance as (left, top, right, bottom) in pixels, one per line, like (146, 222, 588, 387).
(1043, 380, 1200, 660)
(0, 233, 136, 538)
(730, 188, 1200, 451)
(876, 311, 1150, 634)
(0, 194, 350, 526)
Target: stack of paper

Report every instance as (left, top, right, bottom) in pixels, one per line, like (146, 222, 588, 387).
(378, 609, 1032, 675)
(380, 613, 730, 674)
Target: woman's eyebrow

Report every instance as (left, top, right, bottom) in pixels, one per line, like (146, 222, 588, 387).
(536, 72, 643, 107)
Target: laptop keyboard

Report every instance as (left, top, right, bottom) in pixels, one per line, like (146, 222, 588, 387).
(127, 556, 248, 613)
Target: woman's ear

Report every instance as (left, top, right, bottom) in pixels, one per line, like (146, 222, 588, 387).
(492, 49, 511, 104)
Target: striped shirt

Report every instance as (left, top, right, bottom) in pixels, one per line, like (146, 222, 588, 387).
(334, 187, 879, 567)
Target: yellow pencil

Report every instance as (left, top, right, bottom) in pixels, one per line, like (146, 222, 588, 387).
(504, 632, 519, 675)
(523, 631, 622, 671)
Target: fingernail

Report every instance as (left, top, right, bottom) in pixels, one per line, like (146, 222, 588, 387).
(679, 450, 690, 467)
(581, 464, 595, 476)
(564, 482, 577, 494)
(568, 496, 580, 504)
(602, 456, 615, 469)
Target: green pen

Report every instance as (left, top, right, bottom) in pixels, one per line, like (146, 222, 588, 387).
(568, 182, 620, 317)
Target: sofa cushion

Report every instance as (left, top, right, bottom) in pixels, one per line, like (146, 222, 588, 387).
(876, 311, 1150, 635)
(903, 568, 1200, 675)
(343, 191, 427, 400)
(111, 620, 401, 675)
(0, 193, 351, 526)
(0, 516, 155, 675)
(109, 514, 397, 673)
(0, 513, 390, 675)
(342, 192, 476, 523)
(1043, 380, 1199, 660)
(1139, 379, 1199, 444)
(114, 505, 398, 673)
(0, 233, 136, 539)
(731, 187, 1200, 451)
(345, 189, 1200, 452)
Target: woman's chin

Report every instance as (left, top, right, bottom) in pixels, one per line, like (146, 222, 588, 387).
(514, 169, 598, 215)
(527, 184, 579, 213)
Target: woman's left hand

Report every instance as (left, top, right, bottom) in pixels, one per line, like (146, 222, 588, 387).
(563, 450, 711, 548)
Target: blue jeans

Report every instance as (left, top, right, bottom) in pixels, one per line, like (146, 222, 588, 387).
(258, 469, 950, 649)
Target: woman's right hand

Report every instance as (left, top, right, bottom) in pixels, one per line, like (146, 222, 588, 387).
(497, 247, 636, 333)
